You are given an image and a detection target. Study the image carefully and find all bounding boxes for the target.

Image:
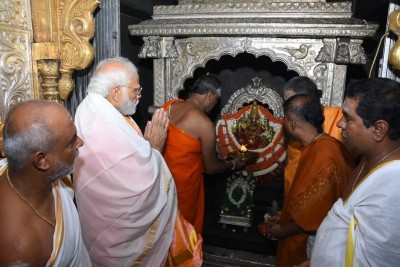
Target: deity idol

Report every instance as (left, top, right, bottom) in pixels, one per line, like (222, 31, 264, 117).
(231, 101, 275, 150)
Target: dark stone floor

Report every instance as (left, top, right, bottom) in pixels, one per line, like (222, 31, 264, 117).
(203, 245, 275, 267)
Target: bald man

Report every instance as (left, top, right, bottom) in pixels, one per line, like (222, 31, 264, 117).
(0, 100, 90, 266)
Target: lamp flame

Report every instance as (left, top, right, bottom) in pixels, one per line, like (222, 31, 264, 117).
(240, 145, 247, 152)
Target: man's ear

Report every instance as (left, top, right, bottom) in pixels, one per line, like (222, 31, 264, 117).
(290, 119, 297, 131)
(372, 120, 389, 142)
(33, 151, 50, 171)
(205, 92, 212, 105)
(110, 86, 121, 103)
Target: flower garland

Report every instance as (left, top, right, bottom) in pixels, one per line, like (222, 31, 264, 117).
(216, 104, 286, 177)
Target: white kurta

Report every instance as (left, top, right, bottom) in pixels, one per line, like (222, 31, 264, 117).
(311, 160, 400, 267)
(74, 92, 177, 267)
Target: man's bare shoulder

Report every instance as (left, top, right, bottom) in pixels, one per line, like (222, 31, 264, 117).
(185, 108, 214, 131)
(0, 185, 52, 266)
(170, 104, 213, 134)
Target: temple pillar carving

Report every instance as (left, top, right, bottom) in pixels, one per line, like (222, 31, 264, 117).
(0, 0, 99, 121)
(31, 0, 100, 101)
(36, 59, 61, 102)
(140, 36, 179, 106)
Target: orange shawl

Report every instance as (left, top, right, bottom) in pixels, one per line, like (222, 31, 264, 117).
(284, 106, 343, 195)
(163, 99, 205, 233)
(276, 135, 353, 267)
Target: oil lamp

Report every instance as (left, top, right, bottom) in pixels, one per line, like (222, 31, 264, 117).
(228, 144, 259, 164)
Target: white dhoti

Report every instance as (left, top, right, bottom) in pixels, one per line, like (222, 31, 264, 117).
(48, 177, 92, 266)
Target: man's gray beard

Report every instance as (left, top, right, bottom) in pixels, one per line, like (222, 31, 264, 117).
(48, 156, 73, 181)
(117, 98, 138, 115)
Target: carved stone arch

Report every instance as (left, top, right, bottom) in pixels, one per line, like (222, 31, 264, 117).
(148, 35, 345, 107)
(168, 37, 314, 101)
(169, 37, 246, 99)
(132, 1, 379, 110)
(244, 39, 309, 77)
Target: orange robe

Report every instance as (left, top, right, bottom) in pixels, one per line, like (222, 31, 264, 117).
(276, 134, 354, 267)
(284, 106, 343, 195)
(163, 99, 205, 233)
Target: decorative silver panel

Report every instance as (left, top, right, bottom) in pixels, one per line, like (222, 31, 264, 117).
(152, 36, 343, 106)
(0, 0, 34, 120)
(129, 1, 379, 108)
(180, 0, 326, 3)
(160, 2, 352, 19)
(219, 213, 253, 229)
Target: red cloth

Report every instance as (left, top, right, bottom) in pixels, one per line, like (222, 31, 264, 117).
(162, 99, 205, 233)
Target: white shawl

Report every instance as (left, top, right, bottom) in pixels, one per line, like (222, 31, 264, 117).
(311, 160, 400, 267)
(74, 92, 177, 267)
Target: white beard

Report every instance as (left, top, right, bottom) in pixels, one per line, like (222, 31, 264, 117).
(117, 93, 138, 115)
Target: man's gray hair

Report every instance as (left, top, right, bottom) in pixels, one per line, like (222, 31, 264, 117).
(3, 115, 58, 171)
(87, 57, 138, 97)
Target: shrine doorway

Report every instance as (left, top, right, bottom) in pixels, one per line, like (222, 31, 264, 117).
(180, 53, 297, 256)
(180, 53, 297, 121)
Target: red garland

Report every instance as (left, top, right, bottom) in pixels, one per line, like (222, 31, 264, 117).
(217, 105, 286, 176)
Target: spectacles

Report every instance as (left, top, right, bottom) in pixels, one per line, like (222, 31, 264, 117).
(119, 85, 142, 94)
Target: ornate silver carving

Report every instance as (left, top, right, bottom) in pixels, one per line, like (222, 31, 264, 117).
(0, 0, 31, 29)
(148, 36, 348, 107)
(313, 63, 328, 93)
(180, 0, 326, 3)
(0, 0, 34, 120)
(316, 38, 367, 65)
(163, 37, 327, 104)
(0, 1, 19, 22)
(219, 213, 253, 229)
(130, 1, 378, 108)
(335, 39, 350, 64)
(140, 37, 179, 59)
(349, 39, 367, 64)
(280, 44, 310, 59)
(316, 40, 335, 63)
(164, 2, 351, 18)
(130, 18, 377, 38)
(221, 76, 284, 118)
(153, 59, 166, 106)
(0, 31, 33, 119)
(180, 0, 327, 3)
(165, 37, 178, 58)
(139, 36, 162, 58)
